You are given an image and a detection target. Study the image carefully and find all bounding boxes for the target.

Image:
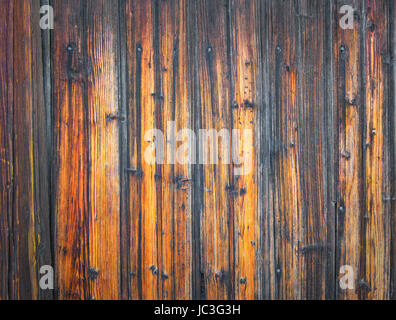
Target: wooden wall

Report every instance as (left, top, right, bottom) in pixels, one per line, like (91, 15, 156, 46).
(0, 0, 395, 300)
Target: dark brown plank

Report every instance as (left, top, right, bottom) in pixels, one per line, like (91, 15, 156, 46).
(9, 0, 52, 300)
(298, 0, 328, 300)
(263, 0, 305, 300)
(194, 0, 234, 300)
(261, 0, 332, 300)
(391, 0, 396, 301)
(259, 0, 276, 300)
(0, 0, 13, 301)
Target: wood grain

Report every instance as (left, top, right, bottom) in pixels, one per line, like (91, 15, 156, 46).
(125, 0, 159, 300)
(0, 0, 52, 300)
(264, 0, 305, 300)
(0, 0, 13, 301)
(53, 0, 88, 300)
(333, 0, 364, 300)
(53, 0, 120, 300)
(230, 0, 260, 300)
(156, 0, 191, 300)
(194, 0, 233, 300)
(0, 0, 395, 300)
(363, 0, 392, 300)
(298, 0, 328, 300)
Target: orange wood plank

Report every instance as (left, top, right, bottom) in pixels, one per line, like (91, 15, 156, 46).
(157, 0, 191, 300)
(54, 0, 120, 300)
(86, 0, 121, 300)
(126, 0, 158, 300)
(363, 0, 392, 300)
(230, 0, 260, 300)
(53, 0, 90, 299)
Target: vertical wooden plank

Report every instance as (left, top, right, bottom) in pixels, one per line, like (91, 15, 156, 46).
(0, 0, 13, 301)
(259, 0, 276, 300)
(323, 0, 337, 300)
(264, 0, 304, 300)
(363, 0, 392, 300)
(189, 0, 203, 300)
(195, 0, 233, 300)
(9, 0, 52, 300)
(156, 0, 191, 299)
(298, 0, 328, 300)
(11, 0, 35, 300)
(126, 0, 158, 300)
(261, 0, 335, 300)
(119, 0, 130, 301)
(86, 0, 121, 300)
(53, 0, 89, 300)
(333, 0, 363, 300)
(54, 0, 120, 300)
(391, 0, 396, 301)
(30, 0, 53, 300)
(230, 0, 260, 300)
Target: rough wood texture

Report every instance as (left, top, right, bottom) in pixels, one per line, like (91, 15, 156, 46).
(333, 0, 364, 300)
(53, 0, 120, 300)
(0, 0, 14, 301)
(195, 0, 234, 300)
(1, 0, 52, 300)
(230, 0, 261, 300)
(1, 0, 396, 300)
(363, 0, 392, 300)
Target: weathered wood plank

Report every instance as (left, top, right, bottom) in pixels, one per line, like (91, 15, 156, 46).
(53, 0, 89, 299)
(298, 0, 328, 300)
(30, 0, 53, 300)
(0, 0, 13, 301)
(322, 0, 337, 300)
(8, 0, 52, 300)
(11, 0, 36, 299)
(54, 0, 120, 300)
(259, 0, 276, 300)
(194, 0, 234, 300)
(156, 0, 191, 300)
(363, 0, 392, 300)
(391, 0, 396, 301)
(230, 0, 260, 300)
(264, 0, 305, 300)
(261, 0, 332, 300)
(53, 0, 90, 299)
(126, 0, 158, 300)
(333, 0, 364, 300)
(86, 0, 121, 300)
